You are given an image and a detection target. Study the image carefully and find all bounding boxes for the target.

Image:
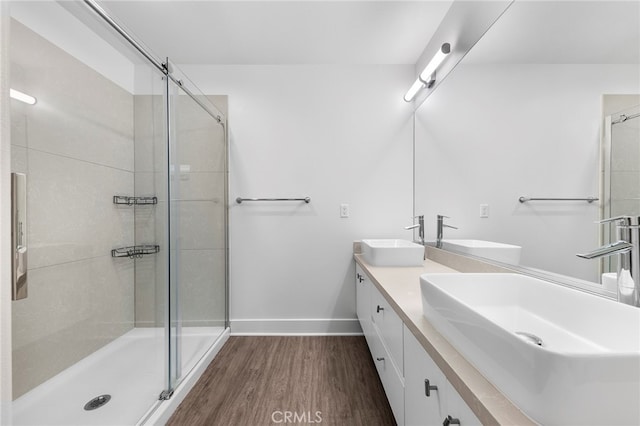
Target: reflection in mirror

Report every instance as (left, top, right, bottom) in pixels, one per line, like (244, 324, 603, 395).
(414, 1, 640, 284)
(603, 102, 640, 276)
(407, 0, 513, 106)
(601, 101, 640, 286)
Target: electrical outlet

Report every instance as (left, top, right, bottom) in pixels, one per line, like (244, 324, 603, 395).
(480, 204, 489, 218)
(340, 204, 350, 218)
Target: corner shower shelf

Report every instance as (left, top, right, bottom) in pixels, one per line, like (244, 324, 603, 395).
(113, 195, 158, 206)
(111, 245, 160, 259)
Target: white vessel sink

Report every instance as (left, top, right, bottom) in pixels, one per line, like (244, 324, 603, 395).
(440, 239, 521, 264)
(361, 239, 424, 267)
(420, 273, 640, 426)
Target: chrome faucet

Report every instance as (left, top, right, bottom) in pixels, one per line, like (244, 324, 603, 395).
(436, 215, 458, 248)
(405, 215, 425, 245)
(577, 216, 639, 307)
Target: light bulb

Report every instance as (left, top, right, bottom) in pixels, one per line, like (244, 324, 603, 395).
(418, 43, 451, 82)
(10, 89, 37, 105)
(403, 79, 425, 102)
(403, 43, 451, 102)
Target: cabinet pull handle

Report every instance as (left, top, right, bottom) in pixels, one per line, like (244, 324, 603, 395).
(357, 273, 364, 283)
(424, 379, 438, 397)
(376, 305, 384, 313)
(376, 357, 385, 362)
(443, 415, 461, 426)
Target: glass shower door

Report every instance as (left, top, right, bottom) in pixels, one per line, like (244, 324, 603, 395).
(166, 63, 228, 392)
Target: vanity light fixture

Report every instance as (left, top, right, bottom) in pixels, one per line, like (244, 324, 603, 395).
(9, 89, 37, 105)
(403, 43, 451, 102)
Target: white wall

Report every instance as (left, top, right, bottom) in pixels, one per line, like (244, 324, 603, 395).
(181, 64, 415, 334)
(415, 63, 640, 282)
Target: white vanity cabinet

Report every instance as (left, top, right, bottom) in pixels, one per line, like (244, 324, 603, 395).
(404, 326, 481, 426)
(355, 263, 482, 426)
(355, 264, 405, 425)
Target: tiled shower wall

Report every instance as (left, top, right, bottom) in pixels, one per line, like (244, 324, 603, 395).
(10, 20, 135, 398)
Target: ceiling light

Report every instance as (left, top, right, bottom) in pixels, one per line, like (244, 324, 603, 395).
(404, 43, 451, 102)
(10, 89, 37, 105)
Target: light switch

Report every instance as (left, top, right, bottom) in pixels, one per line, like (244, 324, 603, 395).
(480, 204, 489, 218)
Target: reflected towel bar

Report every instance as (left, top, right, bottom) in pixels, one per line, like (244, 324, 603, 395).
(236, 197, 311, 204)
(519, 196, 598, 203)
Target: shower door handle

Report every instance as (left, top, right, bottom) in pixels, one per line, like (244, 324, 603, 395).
(12, 173, 27, 300)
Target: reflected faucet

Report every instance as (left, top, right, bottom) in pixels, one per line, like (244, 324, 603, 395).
(577, 216, 639, 307)
(405, 215, 425, 245)
(436, 215, 458, 248)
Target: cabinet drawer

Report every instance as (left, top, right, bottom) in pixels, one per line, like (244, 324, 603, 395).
(371, 286, 404, 376)
(370, 328, 405, 426)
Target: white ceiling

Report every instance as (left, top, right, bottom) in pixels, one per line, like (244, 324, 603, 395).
(98, 1, 454, 65)
(464, 0, 640, 64)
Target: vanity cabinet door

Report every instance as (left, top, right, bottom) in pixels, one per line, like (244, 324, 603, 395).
(404, 326, 446, 426)
(443, 382, 481, 426)
(404, 325, 482, 426)
(355, 264, 373, 345)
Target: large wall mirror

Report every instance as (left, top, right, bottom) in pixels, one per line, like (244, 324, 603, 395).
(414, 0, 640, 284)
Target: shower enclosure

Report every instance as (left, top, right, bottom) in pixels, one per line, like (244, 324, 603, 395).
(602, 103, 640, 274)
(8, 1, 228, 424)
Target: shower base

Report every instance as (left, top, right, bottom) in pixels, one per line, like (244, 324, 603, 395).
(12, 326, 225, 426)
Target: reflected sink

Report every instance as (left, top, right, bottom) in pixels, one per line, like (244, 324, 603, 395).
(361, 239, 424, 266)
(440, 239, 521, 264)
(420, 273, 640, 426)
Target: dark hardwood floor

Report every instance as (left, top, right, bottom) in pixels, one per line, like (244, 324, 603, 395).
(167, 336, 396, 426)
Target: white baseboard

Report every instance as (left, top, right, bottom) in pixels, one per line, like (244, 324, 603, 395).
(140, 328, 230, 426)
(230, 318, 363, 336)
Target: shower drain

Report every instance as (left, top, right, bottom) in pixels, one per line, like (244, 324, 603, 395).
(84, 394, 111, 411)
